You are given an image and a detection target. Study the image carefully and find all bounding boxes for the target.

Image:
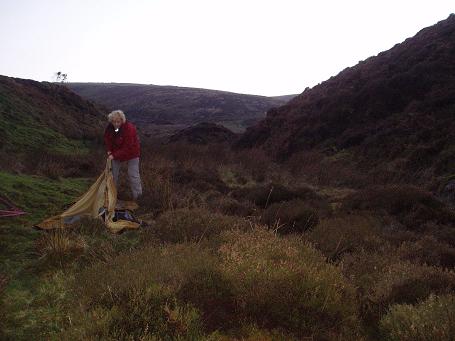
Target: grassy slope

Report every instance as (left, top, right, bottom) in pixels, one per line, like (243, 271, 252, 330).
(0, 76, 129, 339)
(0, 172, 91, 340)
(0, 92, 89, 156)
(0, 76, 105, 156)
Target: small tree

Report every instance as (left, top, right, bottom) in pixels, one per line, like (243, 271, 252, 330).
(54, 71, 68, 83)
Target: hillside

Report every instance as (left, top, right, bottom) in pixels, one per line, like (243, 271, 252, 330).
(167, 122, 237, 145)
(67, 83, 290, 134)
(237, 14, 455, 181)
(0, 76, 106, 155)
(0, 75, 108, 175)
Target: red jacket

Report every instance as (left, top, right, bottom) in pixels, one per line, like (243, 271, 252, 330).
(104, 120, 140, 161)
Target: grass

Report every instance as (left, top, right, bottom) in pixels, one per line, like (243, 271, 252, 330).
(0, 172, 91, 340)
(0, 110, 91, 156)
(0, 170, 91, 277)
(0, 78, 105, 159)
(0, 171, 90, 223)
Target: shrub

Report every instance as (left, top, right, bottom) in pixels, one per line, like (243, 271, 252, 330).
(176, 263, 237, 331)
(342, 185, 455, 229)
(204, 190, 257, 217)
(217, 226, 363, 340)
(306, 214, 384, 260)
(150, 208, 251, 243)
(59, 243, 220, 340)
(342, 250, 455, 322)
(380, 294, 455, 341)
(284, 150, 368, 187)
(397, 235, 455, 269)
(234, 147, 273, 182)
(137, 172, 177, 213)
(261, 199, 319, 234)
(172, 167, 228, 194)
(234, 323, 300, 340)
(30, 149, 104, 178)
(0, 273, 8, 296)
(373, 262, 455, 308)
(231, 183, 321, 208)
(62, 284, 205, 341)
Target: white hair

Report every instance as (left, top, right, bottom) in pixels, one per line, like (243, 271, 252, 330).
(107, 110, 126, 123)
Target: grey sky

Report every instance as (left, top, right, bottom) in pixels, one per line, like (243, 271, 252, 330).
(0, 0, 453, 96)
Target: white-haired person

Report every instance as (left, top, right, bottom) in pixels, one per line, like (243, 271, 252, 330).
(104, 110, 143, 200)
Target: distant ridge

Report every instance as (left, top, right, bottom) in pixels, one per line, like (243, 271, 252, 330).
(67, 82, 293, 134)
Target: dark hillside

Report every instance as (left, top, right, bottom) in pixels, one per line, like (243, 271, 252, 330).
(67, 82, 289, 134)
(237, 14, 455, 181)
(167, 122, 237, 145)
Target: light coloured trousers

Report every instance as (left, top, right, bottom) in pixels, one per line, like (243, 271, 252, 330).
(111, 157, 143, 200)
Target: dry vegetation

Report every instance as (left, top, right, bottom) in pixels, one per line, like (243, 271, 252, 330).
(2, 139, 454, 341)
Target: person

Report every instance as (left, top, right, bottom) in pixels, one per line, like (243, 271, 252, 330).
(104, 110, 143, 200)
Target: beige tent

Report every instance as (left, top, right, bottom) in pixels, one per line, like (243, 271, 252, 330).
(34, 159, 141, 234)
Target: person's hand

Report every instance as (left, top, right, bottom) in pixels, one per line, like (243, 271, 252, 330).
(108, 154, 114, 160)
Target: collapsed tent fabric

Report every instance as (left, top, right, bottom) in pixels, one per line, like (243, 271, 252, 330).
(34, 159, 141, 234)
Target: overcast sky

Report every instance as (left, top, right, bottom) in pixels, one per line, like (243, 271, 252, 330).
(0, 1, 453, 96)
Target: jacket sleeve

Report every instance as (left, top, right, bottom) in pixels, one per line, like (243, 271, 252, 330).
(112, 125, 137, 160)
(104, 128, 113, 152)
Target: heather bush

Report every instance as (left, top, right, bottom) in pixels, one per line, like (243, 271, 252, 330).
(51, 225, 366, 340)
(62, 284, 205, 341)
(217, 226, 363, 340)
(396, 235, 455, 268)
(204, 190, 257, 217)
(30, 149, 104, 178)
(234, 147, 273, 182)
(231, 182, 321, 208)
(261, 199, 320, 234)
(306, 214, 384, 260)
(342, 250, 455, 322)
(284, 150, 368, 187)
(342, 184, 455, 229)
(150, 208, 251, 243)
(172, 167, 228, 193)
(136, 167, 178, 213)
(380, 294, 455, 341)
(59, 244, 219, 340)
